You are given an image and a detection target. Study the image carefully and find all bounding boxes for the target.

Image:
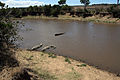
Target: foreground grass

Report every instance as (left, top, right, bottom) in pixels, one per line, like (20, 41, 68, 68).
(15, 50, 120, 80)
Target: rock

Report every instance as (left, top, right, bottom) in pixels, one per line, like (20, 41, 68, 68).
(41, 45, 56, 52)
(49, 45, 56, 49)
(31, 43, 43, 50)
(55, 32, 64, 36)
(41, 46, 50, 52)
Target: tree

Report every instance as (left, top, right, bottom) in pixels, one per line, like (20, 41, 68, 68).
(0, 2, 19, 51)
(61, 5, 71, 13)
(117, 0, 119, 4)
(58, 0, 66, 5)
(43, 5, 52, 16)
(0, 1, 5, 8)
(80, 0, 90, 10)
(51, 5, 61, 17)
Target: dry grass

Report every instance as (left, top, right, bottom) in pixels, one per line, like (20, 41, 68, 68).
(15, 50, 120, 80)
(21, 15, 120, 24)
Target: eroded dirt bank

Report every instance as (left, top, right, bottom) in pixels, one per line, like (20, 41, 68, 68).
(15, 50, 120, 80)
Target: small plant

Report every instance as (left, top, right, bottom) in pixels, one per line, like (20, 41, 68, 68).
(65, 58, 71, 64)
(76, 64, 87, 67)
(41, 53, 44, 56)
(33, 68, 57, 80)
(48, 53, 57, 58)
(27, 55, 33, 60)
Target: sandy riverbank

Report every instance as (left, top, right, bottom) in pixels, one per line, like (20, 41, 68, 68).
(14, 49, 120, 80)
(20, 15, 120, 24)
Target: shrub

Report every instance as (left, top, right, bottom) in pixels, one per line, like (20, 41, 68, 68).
(0, 2, 20, 70)
(107, 5, 120, 18)
(65, 57, 71, 64)
(76, 64, 87, 67)
(48, 53, 57, 58)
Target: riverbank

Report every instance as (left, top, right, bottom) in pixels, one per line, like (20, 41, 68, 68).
(14, 49, 120, 80)
(20, 15, 120, 24)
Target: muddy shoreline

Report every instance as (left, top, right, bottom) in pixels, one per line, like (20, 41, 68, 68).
(15, 49, 120, 80)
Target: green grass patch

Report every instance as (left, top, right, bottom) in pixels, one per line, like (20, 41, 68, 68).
(41, 53, 44, 56)
(65, 58, 71, 64)
(62, 71, 82, 80)
(76, 64, 87, 67)
(26, 55, 33, 60)
(33, 68, 57, 80)
(48, 53, 57, 58)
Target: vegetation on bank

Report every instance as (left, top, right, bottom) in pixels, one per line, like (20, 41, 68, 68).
(20, 15, 120, 24)
(1, 0, 120, 19)
(0, 1, 19, 71)
(0, 2, 30, 80)
(15, 50, 120, 80)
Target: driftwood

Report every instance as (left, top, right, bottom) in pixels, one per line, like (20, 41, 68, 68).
(31, 43, 43, 50)
(41, 45, 56, 52)
(55, 32, 64, 36)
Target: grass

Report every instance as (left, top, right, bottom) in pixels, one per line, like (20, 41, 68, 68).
(64, 71, 82, 80)
(65, 57, 71, 64)
(27, 55, 33, 60)
(15, 50, 120, 80)
(21, 15, 120, 24)
(48, 53, 57, 58)
(61, 67, 82, 80)
(33, 68, 57, 80)
(76, 64, 87, 67)
(41, 53, 44, 56)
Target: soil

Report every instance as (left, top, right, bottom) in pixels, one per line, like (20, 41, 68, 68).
(15, 49, 120, 80)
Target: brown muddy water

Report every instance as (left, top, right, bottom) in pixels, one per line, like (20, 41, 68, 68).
(18, 19, 120, 74)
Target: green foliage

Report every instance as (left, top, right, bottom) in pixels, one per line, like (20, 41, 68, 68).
(48, 53, 57, 58)
(51, 5, 61, 17)
(76, 64, 87, 67)
(11, 8, 22, 18)
(33, 68, 57, 80)
(107, 5, 120, 18)
(0, 1, 5, 8)
(43, 5, 52, 16)
(0, 2, 20, 51)
(80, 0, 90, 6)
(27, 55, 33, 60)
(80, 0, 90, 10)
(0, 3, 72, 18)
(58, 0, 66, 5)
(65, 57, 71, 64)
(61, 5, 72, 13)
(0, 2, 19, 70)
(0, 20, 18, 50)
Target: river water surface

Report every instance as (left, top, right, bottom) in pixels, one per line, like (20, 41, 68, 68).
(18, 19, 120, 74)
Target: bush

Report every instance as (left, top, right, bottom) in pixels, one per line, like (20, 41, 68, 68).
(0, 18, 18, 51)
(51, 5, 60, 17)
(65, 57, 71, 64)
(43, 5, 52, 16)
(0, 2, 19, 70)
(107, 5, 120, 18)
(48, 53, 57, 58)
(61, 5, 71, 13)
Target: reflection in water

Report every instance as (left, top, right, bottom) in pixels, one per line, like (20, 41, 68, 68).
(19, 19, 120, 74)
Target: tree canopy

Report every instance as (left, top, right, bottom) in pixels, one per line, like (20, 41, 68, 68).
(80, 0, 90, 10)
(0, 1, 5, 8)
(58, 0, 66, 5)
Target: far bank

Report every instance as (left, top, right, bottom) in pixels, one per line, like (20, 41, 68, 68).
(19, 15, 120, 24)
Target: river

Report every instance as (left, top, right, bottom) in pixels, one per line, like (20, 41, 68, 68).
(18, 19, 120, 74)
